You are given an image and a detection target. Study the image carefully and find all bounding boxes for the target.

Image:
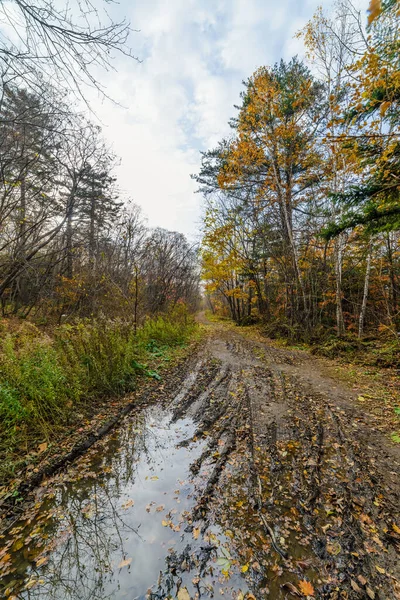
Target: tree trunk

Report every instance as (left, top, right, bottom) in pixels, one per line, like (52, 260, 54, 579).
(358, 243, 372, 338)
(133, 266, 139, 335)
(89, 178, 96, 267)
(334, 234, 345, 336)
(387, 233, 397, 317)
(65, 198, 74, 279)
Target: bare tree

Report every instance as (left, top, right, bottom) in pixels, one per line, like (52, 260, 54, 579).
(0, 0, 138, 101)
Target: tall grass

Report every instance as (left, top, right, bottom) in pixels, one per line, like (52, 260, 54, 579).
(0, 309, 197, 470)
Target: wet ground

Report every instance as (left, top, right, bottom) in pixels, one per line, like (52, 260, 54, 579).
(1, 321, 399, 599)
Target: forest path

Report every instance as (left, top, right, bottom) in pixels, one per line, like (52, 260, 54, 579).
(1, 319, 399, 599)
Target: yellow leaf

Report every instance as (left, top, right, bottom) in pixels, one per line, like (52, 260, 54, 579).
(241, 563, 249, 573)
(299, 580, 315, 596)
(38, 442, 48, 453)
(118, 557, 132, 568)
(35, 556, 49, 567)
(25, 579, 39, 590)
(177, 587, 190, 600)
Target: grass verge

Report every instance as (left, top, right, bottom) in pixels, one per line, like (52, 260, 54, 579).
(0, 308, 199, 489)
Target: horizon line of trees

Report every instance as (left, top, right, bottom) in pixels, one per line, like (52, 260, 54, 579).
(0, 84, 200, 323)
(0, 1, 200, 325)
(196, 0, 399, 339)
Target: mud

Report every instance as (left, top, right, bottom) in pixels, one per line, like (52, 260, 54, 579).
(0, 319, 399, 599)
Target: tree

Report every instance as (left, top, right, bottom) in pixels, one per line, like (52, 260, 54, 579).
(299, 1, 369, 334)
(142, 229, 199, 314)
(0, 0, 138, 101)
(323, 0, 400, 237)
(197, 58, 325, 326)
(0, 85, 65, 313)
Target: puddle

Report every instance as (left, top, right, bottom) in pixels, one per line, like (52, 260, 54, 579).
(0, 405, 249, 599)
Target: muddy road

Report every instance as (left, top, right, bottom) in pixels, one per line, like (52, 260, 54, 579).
(1, 321, 399, 599)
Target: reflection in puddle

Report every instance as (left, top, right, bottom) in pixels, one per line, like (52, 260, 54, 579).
(1, 406, 249, 599)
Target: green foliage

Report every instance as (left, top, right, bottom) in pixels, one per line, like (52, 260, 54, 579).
(139, 315, 192, 347)
(0, 312, 197, 453)
(262, 320, 312, 344)
(0, 384, 26, 427)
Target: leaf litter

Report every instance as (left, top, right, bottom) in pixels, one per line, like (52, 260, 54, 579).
(0, 323, 399, 600)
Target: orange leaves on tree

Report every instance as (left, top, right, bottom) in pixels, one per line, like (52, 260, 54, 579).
(368, 0, 382, 25)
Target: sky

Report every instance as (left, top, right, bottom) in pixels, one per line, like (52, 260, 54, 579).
(90, 0, 370, 240)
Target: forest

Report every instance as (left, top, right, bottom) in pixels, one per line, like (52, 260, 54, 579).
(0, 2, 400, 599)
(197, 0, 399, 349)
(0, 0, 199, 482)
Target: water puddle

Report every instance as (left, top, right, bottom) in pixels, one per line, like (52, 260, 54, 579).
(0, 405, 249, 599)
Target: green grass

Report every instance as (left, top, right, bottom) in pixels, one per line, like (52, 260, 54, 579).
(0, 308, 198, 483)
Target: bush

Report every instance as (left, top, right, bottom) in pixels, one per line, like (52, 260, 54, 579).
(261, 320, 306, 343)
(310, 336, 362, 359)
(0, 312, 197, 451)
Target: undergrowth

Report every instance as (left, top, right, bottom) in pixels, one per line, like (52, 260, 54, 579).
(259, 320, 400, 369)
(0, 308, 197, 484)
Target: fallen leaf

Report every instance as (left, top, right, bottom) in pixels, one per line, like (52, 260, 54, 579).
(35, 556, 49, 567)
(216, 557, 231, 570)
(350, 580, 362, 593)
(118, 558, 132, 569)
(366, 587, 375, 599)
(13, 539, 24, 551)
(161, 520, 169, 527)
(327, 542, 341, 555)
(299, 580, 315, 596)
(38, 443, 48, 453)
(150, 476, 159, 481)
(177, 587, 190, 600)
(392, 523, 400, 535)
(296, 559, 312, 570)
(193, 527, 200, 540)
(122, 499, 134, 510)
(282, 582, 301, 597)
(155, 505, 165, 512)
(25, 578, 39, 590)
(241, 563, 249, 573)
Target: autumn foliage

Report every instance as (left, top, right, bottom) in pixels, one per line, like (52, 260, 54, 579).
(197, 1, 400, 341)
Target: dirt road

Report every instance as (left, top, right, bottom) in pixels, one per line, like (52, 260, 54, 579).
(1, 319, 399, 599)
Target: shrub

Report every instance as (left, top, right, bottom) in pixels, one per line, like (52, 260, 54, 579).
(0, 312, 197, 460)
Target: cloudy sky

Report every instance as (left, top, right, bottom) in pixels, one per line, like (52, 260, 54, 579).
(92, 0, 369, 240)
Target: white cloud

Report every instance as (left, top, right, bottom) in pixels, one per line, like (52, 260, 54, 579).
(88, 0, 370, 239)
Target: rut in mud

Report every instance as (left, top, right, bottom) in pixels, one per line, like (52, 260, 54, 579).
(0, 322, 399, 600)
